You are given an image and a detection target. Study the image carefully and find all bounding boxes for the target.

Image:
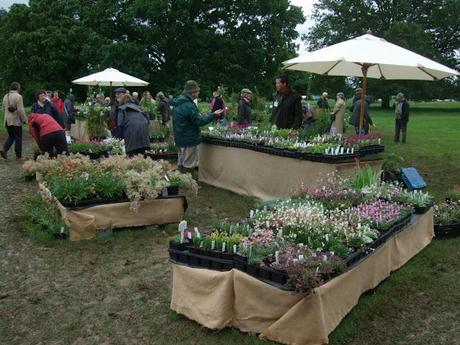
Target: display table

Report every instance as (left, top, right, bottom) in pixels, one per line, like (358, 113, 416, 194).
(39, 183, 187, 241)
(170, 210, 433, 345)
(199, 143, 382, 200)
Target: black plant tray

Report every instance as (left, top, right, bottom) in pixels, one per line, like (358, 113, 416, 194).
(150, 137, 165, 143)
(358, 144, 385, 155)
(414, 204, 433, 214)
(60, 194, 188, 211)
(145, 152, 178, 161)
(202, 136, 382, 163)
(71, 151, 109, 160)
(343, 248, 371, 268)
(434, 222, 460, 238)
(169, 248, 234, 271)
(371, 213, 413, 249)
(60, 196, 129, 208)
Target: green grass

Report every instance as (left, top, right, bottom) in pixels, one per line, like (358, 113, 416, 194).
(368, 108, 460, 199)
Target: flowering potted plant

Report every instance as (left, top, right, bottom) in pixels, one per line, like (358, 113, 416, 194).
(433, 201, 460, 237)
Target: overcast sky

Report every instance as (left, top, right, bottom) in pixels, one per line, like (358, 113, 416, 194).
(0, 0, 317, 53)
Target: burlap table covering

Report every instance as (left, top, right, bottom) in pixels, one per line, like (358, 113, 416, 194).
(171, 210, 434, 345)
(39, 183, 186, 241)
(198, 143, 382, 200)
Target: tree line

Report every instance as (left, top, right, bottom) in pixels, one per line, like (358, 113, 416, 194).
(0, 0, 458, 106)
(0, 0, 304, 104)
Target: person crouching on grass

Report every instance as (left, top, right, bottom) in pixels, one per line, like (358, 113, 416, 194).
(28, 113, 68, 157)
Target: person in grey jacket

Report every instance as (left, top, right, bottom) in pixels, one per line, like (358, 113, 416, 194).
(237, 88, 252, 125)
(117, 94, 150, 156)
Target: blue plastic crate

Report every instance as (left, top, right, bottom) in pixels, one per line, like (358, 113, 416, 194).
(400, 167, 426, 190)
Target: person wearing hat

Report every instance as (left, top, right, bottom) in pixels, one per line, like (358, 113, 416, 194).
(172, 80, 223, 170)
(237, 88, 253, 126)
(350, 87, 362, 112)
(317, 92, 330, 112)
(394, 92, 410, 143)
(109, 87, 127, 138)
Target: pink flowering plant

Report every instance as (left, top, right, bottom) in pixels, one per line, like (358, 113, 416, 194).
(346, 200, 413, 231)
(270, 242, 346, 293)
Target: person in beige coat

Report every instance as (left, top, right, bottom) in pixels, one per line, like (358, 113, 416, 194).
(1, 82, 27, 159)
(330, 92, 346, 135)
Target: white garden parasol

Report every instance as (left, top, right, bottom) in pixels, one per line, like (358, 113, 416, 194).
(72, 68, 149, 94)
(282, 32, 459, 130)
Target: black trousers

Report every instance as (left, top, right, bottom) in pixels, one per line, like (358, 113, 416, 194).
(3, 124, 22, 157)
(395, 119, 407, 143)
(40, 131, 68, 157)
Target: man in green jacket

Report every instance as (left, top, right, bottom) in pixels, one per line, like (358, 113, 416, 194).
(172, 80, 223, 170)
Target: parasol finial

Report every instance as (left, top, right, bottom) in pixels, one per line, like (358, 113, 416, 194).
(366, 29, 373, 35)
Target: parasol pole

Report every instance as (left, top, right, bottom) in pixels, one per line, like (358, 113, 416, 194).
(359, 64, 370, 133)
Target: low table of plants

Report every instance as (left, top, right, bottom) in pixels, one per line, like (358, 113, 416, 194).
(169, 169, 435, 345)
(145, 142, 178, 161)
(199, 127, 384, 200)
(23, 154, 198, 241)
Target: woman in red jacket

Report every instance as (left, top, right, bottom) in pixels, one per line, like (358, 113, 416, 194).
(28, 113, 68, 156)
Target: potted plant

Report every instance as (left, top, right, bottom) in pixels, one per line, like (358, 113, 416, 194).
(433, 201, 460, 237)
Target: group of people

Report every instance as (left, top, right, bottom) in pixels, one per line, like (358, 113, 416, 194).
(1, 83, 71, 159)
(1, 77, 410, 166)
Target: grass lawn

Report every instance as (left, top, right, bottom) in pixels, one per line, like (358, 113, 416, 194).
(0, 102, 459, 345)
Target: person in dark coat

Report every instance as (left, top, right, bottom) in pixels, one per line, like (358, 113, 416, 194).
(237, 88, 252, 126)
(28, 113, 68, 157)
(117, 94, 150, 156)
(156, 91, 171, 125)
(172, 80, 223, 169)
(349, 87, 362, 112)
(350, 95, 374, 134)
(63, 94, 76, 131)
(109, 87, 127, 138)
(271, 76, 302, 129)
(394, 92, 410, 143)
(317, 92, 330, 111)
(31, 90, 64, 129)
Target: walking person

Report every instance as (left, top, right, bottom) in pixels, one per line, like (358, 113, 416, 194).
(31, 90, 64, 128)
(28, 113, 68, 157)
(330, 92, 346, 135)
(394, 92, 410, 143)
(1, 82, 27, 160)
(172, 80, 223, 170)
(117, 94, 150, 156)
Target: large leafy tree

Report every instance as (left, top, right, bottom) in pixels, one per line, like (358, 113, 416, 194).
(304, 0, 460, 106)
(0, 0, 304, 102)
